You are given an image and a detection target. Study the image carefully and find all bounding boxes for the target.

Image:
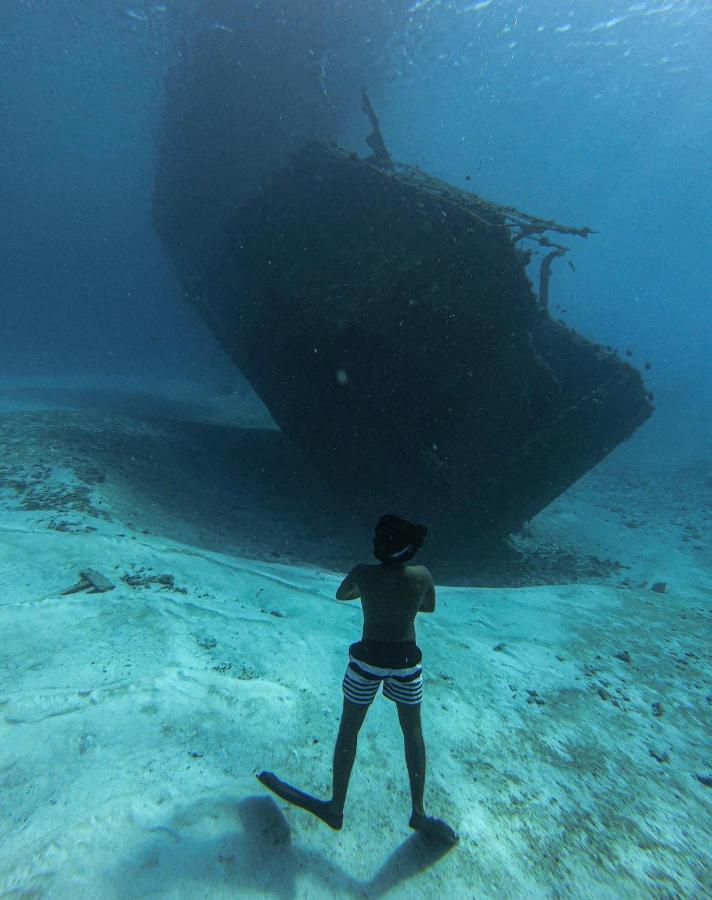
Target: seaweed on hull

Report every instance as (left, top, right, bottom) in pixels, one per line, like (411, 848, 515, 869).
(167, 140, 652, 564)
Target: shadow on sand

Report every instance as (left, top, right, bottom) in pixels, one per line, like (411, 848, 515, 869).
(0, 383, 619, 585)
(109, 794, 456, 899)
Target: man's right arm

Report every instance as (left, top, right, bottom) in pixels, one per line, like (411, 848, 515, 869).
(418, 570, 436, 613)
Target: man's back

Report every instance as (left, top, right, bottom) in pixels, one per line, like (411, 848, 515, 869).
(351, 563, 435, 642)
(256, 515, 457, 845)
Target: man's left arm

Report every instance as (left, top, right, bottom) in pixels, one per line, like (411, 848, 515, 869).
(336, 565, 362, 601)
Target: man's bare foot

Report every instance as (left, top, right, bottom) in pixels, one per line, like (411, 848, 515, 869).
(409, 811, 459, 844)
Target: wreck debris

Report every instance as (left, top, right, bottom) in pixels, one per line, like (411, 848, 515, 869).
(361, 89, 393, 169)
(397, 165, 595, 245)
(60, 569, 115, 595)
(539, 248, 566, 308)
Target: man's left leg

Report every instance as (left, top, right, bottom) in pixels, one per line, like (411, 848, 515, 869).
(329, 698, 370, 817)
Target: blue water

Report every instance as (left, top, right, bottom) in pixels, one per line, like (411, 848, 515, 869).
(2, 1, 709, 452)
(1, 3, 710, 895)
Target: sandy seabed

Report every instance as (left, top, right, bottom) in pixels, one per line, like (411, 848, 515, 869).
(0, 376, 710, 899)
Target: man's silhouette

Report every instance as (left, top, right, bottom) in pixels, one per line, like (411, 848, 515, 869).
(258, 515, 458, 844)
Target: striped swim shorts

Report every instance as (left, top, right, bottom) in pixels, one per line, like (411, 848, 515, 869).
(342, 640, 423, 706)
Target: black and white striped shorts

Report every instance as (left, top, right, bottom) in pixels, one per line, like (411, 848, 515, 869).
(342, 642, 423, 706)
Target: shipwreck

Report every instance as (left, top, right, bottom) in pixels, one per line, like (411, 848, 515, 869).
(154, 36, 653, 563)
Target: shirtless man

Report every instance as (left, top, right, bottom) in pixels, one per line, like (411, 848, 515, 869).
(258, 515, 458, 844)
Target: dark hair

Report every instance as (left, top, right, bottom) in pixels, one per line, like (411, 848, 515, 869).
(373, 515, 428, 566)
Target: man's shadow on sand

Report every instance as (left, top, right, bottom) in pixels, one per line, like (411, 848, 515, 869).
(113, 794, 456, 899)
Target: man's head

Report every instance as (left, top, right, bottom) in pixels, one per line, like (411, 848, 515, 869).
(373, 515, 428, 566)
